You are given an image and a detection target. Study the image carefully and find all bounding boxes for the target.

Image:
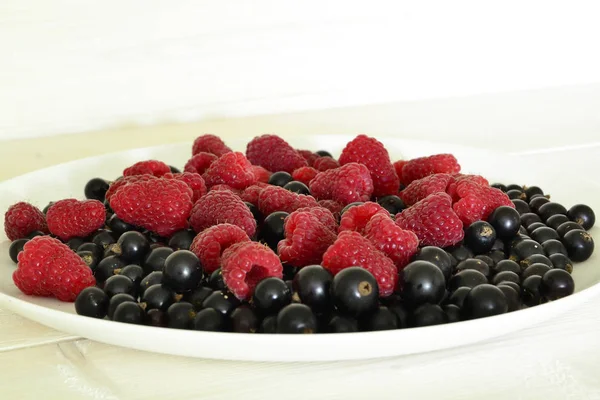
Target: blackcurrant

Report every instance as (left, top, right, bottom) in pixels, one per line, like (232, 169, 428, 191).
(563, 230, 594, 262)
(487, 206, 521, 239)
(541, 269, 575, 300)
(526, 222, 547, 234)
(511, 239, 544, 261)
(546, 214, 570, 231)
(548, 253, 573, 274)
(75, 287, 109, 318)
(202, 291, 240, 316)
(542, 239, 568, 257)
(556, 221, 585, 238)
(496, 284, 520, 312)
(448, 245, 474, 263)
(340, 202, 364, 216)
(507, 189, 526, 200)
(492, 183, 508, 192)
(140, 271, 163, 296)
(537, 202, 567, 222)
(360, 306, 398, 331)
(245, 202, 263, 222)
(112, 301, 145, 324)
(530, 227, 560, 244)
(529, 196, 550, 214)
(259, 315, 278, 333)
(493, 259, 521, 275)
(67, 237, 85, 252)
(252, 277, 292, 315)
(104, 274, 136, 298)
(492, 271, 520, 286)
(9, 238, 28, 264)
(444, 304, 461, 323)
(521, 275, 543, 307)
(118, 264, 144, 289)
(399, 260, 446, 307)
(567, 204, 595, 230)
(524, 186, 545, 201)
(292, 265, 333, 313)
(283, 181, 310, 195)
(77, 242, 103, 259)
(207, 268, 225, 290)
(377, 195, 406, 215)
(168, 229, 196, 251)
(182, 286, 213, 310)
(411, 304, 447, 327)
(268, 171, 293, 187)
(230, 306, 260, 333)
(511, 199, 530, 215)
(521, 263, 552, 280)
(91, 229, 117, 249)
(448, 286, 471, 308)
(448, 269, 488, 291)
(520, 213, 542, 228)
(462, 284, 508, 320)
(143, 247, 174, 275)
(162, 250, 203, 292)
(94, 255, 126, 284)
(107, 214, 137, 235)
(166, 302, 196, 329)
(475, 255, 495, 268)
(315, 150, 333, 157)
(141, 284, 178, 311)
(456, 258, 491, 277)
(145, 309, 167, 327)
(327, 314, 359, 333)
(260, 211, 289, 251)
(411, 246, 452, 280)
(114, 231, 150, 264)
(520, 254, 552, 269)
(84, 178, 110, 202)
(331, 267, 379, 317)
(193, 308, 226, 332)
(107, 293, 136, 320)
(276, 304, 318, 334)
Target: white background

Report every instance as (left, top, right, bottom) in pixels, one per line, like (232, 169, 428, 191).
(2, 0, 600, 140)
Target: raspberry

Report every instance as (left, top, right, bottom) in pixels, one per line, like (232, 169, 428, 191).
(339, 135, 400, 197)
(110, 178, 194, 237)
(453, 180, 514, 226)
(246, 135, 307, 173)
(4, 202, 48, 241)
(294, 206, 338, 233)
(364, 213, 419, 269)
(190, 190, 257, 237)
(105, 175, 157, 202)
(46, 199, 106, 241)
(192, 134, 232, 157)
(317, 200, 343, 221)
(399, 173, 453, 206)
(313, 156, 340, 171)
(184, 152, 218, 175)
(221, 242, 283, 300)
(257, 185, 319, 216)
(240, 184, 266, 206)
(202, 152, 257, 190)
(321, 231, 397, 297)
(297, 150, 319, 166)
(208, 184, 242, 195)
(309, 163, 374, 205)
(446, 174, 490, 202)
(189, 224, 251, 274)
(292, 166, 319, 186)
(393, 160, 408, 185)
(277, 209, 337, 267)
(395, 192, 464, 247)
(163, 172, 206, 202)
(339, 202, 389, 234)
(251, 165, 272, 183)
(13, 236, 96, 301)
(123, 160, 170, 177)
(402, 154, 461, 184)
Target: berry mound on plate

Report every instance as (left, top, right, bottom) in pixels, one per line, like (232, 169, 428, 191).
(4, 134, 596, 334)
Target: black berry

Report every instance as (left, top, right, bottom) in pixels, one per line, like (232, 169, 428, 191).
(107, 215, 137, 235)
(75, 287, 109, 318)
(252, 277, 292, 315)
(260, 211, 288, 251)
(448, 269, 488, 291)
(530, 227, 560, 244)
(462, 284, 508, 320)
(512, 199, 531, 215)
(541, 269, 575, 300)
(563, 229, 594, 262)
(567, 204, 595, 230)
(231, 306, 260, 333)
(182, 286, 213, 310)
(84, 178, 109, 202)
(331, 267, 379, 317)
(542, 239, 568, 256)
(411, 304, 447, 327)
(537, 202, 567, 222)
(193, 308, 226, 332)
(492, 271, 520, 286)
(202, 291, 240, 316)
(276, 304, 318, 334)
(112, 301, 145, 324)
(162, 250, 203, 292)
(521, 263, 552, 280)
(168, 229, 196, 251)
(377, 195, 406, 215)
(488, 206, 521, 239)
(141, 284, 177, 311)
(268, 171, 293, 187)
(166, 302, 196, 329)
(94, 255, 127, 284)
(103, 274, 136, 298)
(399, 261, 446, 307)
(546, 214, 570, 230)
(9, 238, 28, 264)
(327, 314, 359, 333)
(283, 181, 310, 195)
(412, 246, 452, 280)
(292, 265, 333, 313)
(493, 259, 521, 275)
(521, 275, 543, 307)
(207, 268, 225, 290)
(548, 253, 573, 274)
(556, 221, 585, 238)
(456, 258, 491, 277)
(360, 306, 398, 331)
(107, 293, 136, 319)
(142, 247, 174, 275)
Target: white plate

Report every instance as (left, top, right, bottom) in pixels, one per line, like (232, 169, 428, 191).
(0, 135, 598, 362)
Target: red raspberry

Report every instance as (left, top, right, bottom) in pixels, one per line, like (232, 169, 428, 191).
(240, 184, 267, 206)
(339, 135, 400, 197)
(4, 202, 48, 241)
(393, 160, 408, 185)
(163, 172, 206, 202)
(190, 224, 250, 274)
(246, 135, 307, 173)
(208, 184, 242, 195)
(184, 152, 218, 175)
(400, 173, 453, 206)
(402, 154, 461, 184)
(277, 210, 337, 267)
(453, 180, 514, 226)
(446, 174, 490, 202)
(339, 202, 389, 234)
(221, 241, 283, 300)
(190, 190, 257, 237)
(364, 213, 419, 269)
(317, 200, 343, 221)
(123, 160, 170, 177)
(309, 163, 374, 205)
(292, 166, 319, 186)
(202, 152, 257, 190)
(395, 192, 464, 247)
(110, 178, 193, 237)
(192, 134, 232, 157)
(251, 165, 272, 184)
(313, 156, 340, 171)
(294, 206, 337, 233)
(46, 199, 106, 241)
(105, 175, 157, 202)
(13, 236, 95, 301)
(297, 150, 319, 166)
(321, 231, 397, 297)
(257, 185, 319, 216)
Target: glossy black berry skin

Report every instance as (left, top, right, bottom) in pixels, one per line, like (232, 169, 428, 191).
(563, 230, 594, 262)
(118, 264, 144, 288)
(182, 286, 214, 310)
(193, 308, 226, 332)
(231, 306, 260, 333)
(9, 238, 28, 263)
(487, 206, 521, 240)
(141, 284, 177, 311)
(84, 178, 110, 202)
(548, 253, 573, 274)
(66, 237, 85, 252)
(530, 227, 560, 244)
(259, 315, 278, 333)
(142, 247, 174, 275)
(537, 202, 568, 222)
(464, 221, 497, 254)
(283, 181, 310, 195)
(496, 284, 521, 312)
(492, 271, 520, 286)
(526, 222, 546, 235)
(94, 255, 127, 284)
(448, 269, 488, 292)
(162, 250, 203, 292)
(529, 196, 550, 214)
(245, 202, 263, 222)
(77, 242, 103, 259)
(107, 215, 137, 236)
(556, 221, 585, 238)
(168, 229, 196, 251)
(27, 230, 46, 239)
(202, 291, 240, 316)
(91, 229, 118, 249)
(412, 246, 453, 280)
(520, 254, 552, 269)
(292, 265, 333, 313)
(103, 274, 136, 298)
(340, 202, 364, 216)
(444, 304, 461, 323)
(448, 286, 471, 308)
(511, 199, 530, 215)
(448, 245, 474, 263)
(145, 309, 168, 327)
(327, 314, 359, 333)
(276, 304, 318, 334)
(252, 277, 292, 315)
(169, 165, 181, 173)
(524, 186, 544, 201)
(315, 150, 333, 158)
(511, 239, 544, 261)
(411, 304, 447, 327)
(542, 239, 568, 257)
(493, 259, 521, 275)
(377, 195, 406, 215)
(107, 293, 136, 320)
(541, 269, 575, 300)
(140, 271, 163, 296)
(399, 261, 446, 307)
(331, 267, 379, 317)
(268, 171, 293, 187)
(521, 263, 552, 281)
(475, 255, 495, 268)
(260, 211, 289, 251)
(207, 268, 225, 290)
(114, 231, 150, 264)
(456, 258, 491, 277)
(520, 213, 542, 229)
(166, 302, 196, 329)
(546, 214, 570, 231)
(360, 306, 398, 331)
(492, 183, 508, 192)
(567, 204, 595, 230)
(75, 287, 109, 318)
(112, 301, 144, 324)
(521, 275, 543, 307)
(462, 284, 508, 320)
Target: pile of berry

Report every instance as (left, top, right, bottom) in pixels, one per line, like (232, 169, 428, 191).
(4, 134, 596, 334)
